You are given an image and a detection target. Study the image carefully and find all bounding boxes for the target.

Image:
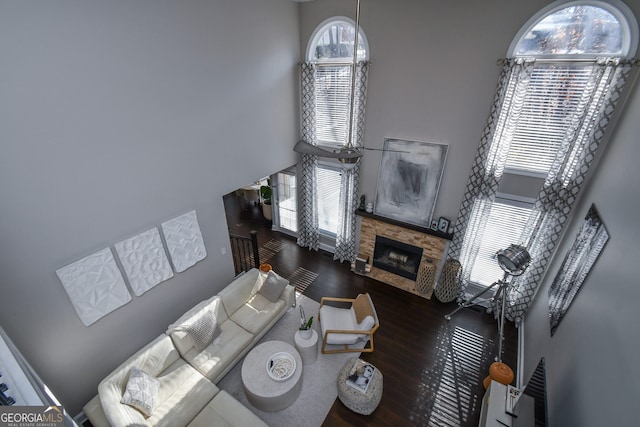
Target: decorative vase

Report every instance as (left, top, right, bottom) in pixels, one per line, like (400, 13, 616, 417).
(259, 263, 272, 273)
(365, 202, 373, 213)
(299, 329, 312, 340)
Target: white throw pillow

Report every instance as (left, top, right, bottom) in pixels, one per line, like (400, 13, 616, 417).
(182, 308, 219, 352)
(258, 270, 288, 303)
(356, 315, 375, 331)
(120, 367, 159, 417)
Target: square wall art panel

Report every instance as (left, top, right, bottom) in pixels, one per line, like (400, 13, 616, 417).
(115, 227, 173, 296)
(161, 210, 207, 273)
(56, 247, 132, 326)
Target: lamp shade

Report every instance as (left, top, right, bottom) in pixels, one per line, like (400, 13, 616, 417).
(496, 244, 530, 275)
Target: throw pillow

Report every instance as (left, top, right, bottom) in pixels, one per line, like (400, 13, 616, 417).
(353, 293, 374, 323)
(120, 367, 159, 417)
(183, 308, 219, 352)
(258, 270, 288, 303)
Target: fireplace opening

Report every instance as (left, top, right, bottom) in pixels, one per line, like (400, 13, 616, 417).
(373, 236, 423, 281)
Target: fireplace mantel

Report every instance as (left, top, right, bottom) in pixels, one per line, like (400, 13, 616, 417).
(357, 210, 451, 299)
(355, 210, 453, 241)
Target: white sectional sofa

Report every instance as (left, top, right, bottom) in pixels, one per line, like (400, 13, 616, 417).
(83, 268, 295, 427)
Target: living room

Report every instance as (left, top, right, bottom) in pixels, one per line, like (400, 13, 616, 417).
(1, 1, 639, 426)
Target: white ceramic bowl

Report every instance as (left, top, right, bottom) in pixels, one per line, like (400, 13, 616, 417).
(266, 352, 296, 381)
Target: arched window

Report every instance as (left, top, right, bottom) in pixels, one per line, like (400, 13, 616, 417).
(307, 17, 369, 63)
(297, 17, 370, 261)
(510, 0, 638, 58)
(448, 0, 638, 323)
(305, 17, 369, 148)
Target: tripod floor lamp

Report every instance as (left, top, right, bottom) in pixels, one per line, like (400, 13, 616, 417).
(445, 244, 531, 362)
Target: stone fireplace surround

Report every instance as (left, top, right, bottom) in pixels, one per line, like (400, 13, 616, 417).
(357, 210, 452, 299)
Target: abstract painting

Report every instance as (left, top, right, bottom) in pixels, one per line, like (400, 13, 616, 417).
(548, 204, 609, 336)
(373, 138, 448, 227)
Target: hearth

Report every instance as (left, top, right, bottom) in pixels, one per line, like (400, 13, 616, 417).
(373, 236, 423, 281)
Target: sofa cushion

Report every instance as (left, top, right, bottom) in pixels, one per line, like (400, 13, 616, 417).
(181, 318, 253, 382)
(167, 296, 227, 356)
(218, 269, 261, 316)
(229, 293, 286, 335)
(98, 335, 217, 427)
(258, 270, 288, 302)
(120, 367, 159, 417)
(145, 360, 218, 427)
(188, 390, 268, 427)
(320, 305, 367, 345)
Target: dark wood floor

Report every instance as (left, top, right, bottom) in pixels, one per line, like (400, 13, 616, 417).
(224, 192, 518, 427)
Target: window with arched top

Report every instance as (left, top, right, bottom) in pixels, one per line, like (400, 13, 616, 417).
(510, 1, 638, 58)
(296, 17, 370, 253)
(451, 0, 638, 322)
(305, 17, 369, 149)
(307, 17, 369, 63)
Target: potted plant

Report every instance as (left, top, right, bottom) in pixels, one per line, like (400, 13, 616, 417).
(298, 306, 313, 339)
(260, 180, 273, 221)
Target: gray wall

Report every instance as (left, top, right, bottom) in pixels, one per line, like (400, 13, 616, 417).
(521, 59, 640, 426)
(0, 0, 299, 415)
(299, 0, 550, 223)
(299, 0, 640, 425)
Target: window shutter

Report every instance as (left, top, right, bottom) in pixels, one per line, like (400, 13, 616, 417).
(505, 65, 596, 175)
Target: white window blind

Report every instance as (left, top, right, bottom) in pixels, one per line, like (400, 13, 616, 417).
(316, 165, 341, 234)
(315, 65, 352, 147)
(505, 65, 596, 175)
(276, 171, 297, 233)
(469, 199, 536, 286)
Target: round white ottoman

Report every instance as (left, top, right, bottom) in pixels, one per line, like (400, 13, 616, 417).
(337, 358, 383, 415)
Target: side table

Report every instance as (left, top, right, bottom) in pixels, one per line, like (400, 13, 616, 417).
(294, 329, 318, 364)
(337, 357, 383, 415)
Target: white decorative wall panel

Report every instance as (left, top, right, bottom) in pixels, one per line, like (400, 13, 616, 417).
(161, 210, 207, 273)
(115, 228, 174, 296)
(56, 248, 132, 326)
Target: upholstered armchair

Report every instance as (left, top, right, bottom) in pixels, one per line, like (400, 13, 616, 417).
(318, 293, 379, 354)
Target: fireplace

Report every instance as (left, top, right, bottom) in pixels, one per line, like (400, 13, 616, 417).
(373, 236, 423, 281)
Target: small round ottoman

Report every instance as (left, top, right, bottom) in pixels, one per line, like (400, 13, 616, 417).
(337, 358, 383, 415)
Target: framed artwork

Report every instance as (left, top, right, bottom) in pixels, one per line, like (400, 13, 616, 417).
(548, 204, 609, 336)
(438, 217, 450, 233)
(374, 138, 448, 228)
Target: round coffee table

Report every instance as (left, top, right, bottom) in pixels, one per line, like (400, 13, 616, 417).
(241, 340, 303, 412)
